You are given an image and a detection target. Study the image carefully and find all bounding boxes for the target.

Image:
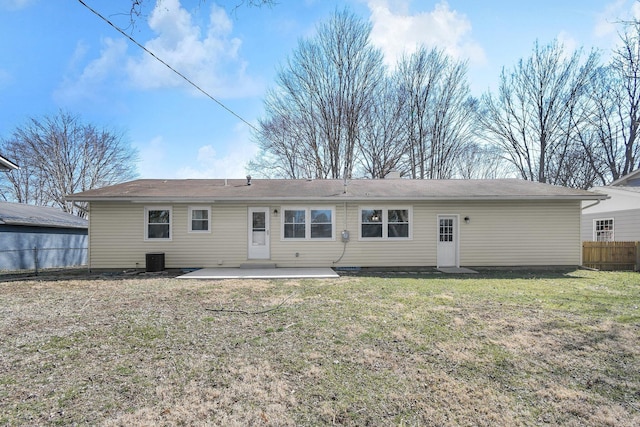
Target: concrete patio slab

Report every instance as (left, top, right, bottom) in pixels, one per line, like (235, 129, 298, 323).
(437, 267, 478, 274)
(177, 267, 339, 279)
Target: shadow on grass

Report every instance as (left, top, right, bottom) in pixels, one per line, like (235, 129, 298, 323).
(336, 266, 587, 280)
(2, 266, 614, 283)
(0, 267, 184, 283)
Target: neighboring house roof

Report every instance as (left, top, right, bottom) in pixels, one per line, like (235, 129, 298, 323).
(583, 186, 640, 214)
(0, 154, 19, 171)
(609, 169, 640, 187)
(0, 201, 88, 229)
(68, 178, 607, 202)
(583, 169, 640, 214)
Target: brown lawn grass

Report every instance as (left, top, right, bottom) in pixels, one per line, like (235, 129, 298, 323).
(0, 268, 639, 426)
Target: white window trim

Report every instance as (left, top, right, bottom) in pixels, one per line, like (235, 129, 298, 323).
(144, 206, 172, 241)
(188, 206, 211, 234)
(280, 206, 336, 241)
(358, 206, 413, 240)
(593, 218, 614, 242)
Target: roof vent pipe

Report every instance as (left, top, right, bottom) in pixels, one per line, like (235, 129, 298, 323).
(246, 175, 252, 186)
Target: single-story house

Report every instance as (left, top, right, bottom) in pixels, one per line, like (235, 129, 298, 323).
(0, 201, 88, 271)
(68, 178, 606, 271)
(581, 169, 640, 242)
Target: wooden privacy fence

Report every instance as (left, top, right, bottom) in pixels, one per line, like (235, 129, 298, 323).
(582, 241, 640, 271)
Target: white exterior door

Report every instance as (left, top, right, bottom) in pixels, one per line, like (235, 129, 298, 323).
(248, 207, 270, 259)
(437, 215, 458, 267)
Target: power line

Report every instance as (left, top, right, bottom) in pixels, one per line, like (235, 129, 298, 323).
(76, 0, 260, 133)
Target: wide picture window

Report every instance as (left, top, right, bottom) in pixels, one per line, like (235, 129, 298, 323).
(360, 207, 411, 239)
(283, 207, 334, 240)
(145, 207, 171, 240)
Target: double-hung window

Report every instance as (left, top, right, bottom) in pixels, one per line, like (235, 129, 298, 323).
(145, 206, 172, 240)
(594, 218, 614, 242)
(188, 206, 211, 233)
(360, 207, 411, 239)
(282, 207, 334, 240)
(284, 209, 306, 238)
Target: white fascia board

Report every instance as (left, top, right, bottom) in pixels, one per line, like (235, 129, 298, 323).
(71, 194, 608, 203)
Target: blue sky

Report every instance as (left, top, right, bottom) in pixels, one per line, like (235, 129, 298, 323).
(0, 0, 638, 179)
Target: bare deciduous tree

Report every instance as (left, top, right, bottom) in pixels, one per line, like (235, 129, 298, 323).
(253, 9, 384, 179)
(356, 78, 408, 178)
(479, 40, 599, 187)
(0, 111, 138, 216)
(396, 47, 475, 179)
(454, 142, 510, 179)
(126, 0, 276, 21)
(611, 20, 640, 176)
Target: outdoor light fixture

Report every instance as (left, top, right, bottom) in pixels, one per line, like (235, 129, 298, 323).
(464, 216, 470, 224)
(273, 208, 279, 216)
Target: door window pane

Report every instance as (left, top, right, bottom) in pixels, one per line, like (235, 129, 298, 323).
(252, 211, 267, 245)
(439, 218, 453, 242)
(253, 212, 266, 230)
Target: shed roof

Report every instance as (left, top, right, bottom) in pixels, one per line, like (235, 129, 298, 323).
(68, 178, 607, 202)
(0, 202, 88, 229)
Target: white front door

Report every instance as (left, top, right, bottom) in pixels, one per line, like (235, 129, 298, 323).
(248, 207, 270, 259)
(437, 215, 458, 267)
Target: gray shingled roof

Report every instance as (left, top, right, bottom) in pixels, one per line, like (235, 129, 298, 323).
(0, 202, 88, 229)
(68, 178, 607, 202)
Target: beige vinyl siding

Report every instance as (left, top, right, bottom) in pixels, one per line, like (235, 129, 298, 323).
(325, 200, 580, 267)
(88, 202, 249, 269)
(271, 204, 346, 267)
(271, 203, 430, 267)
(266, 199, 579, 267)
(456, 201, 581, 266)
(88, 199, 582, 269)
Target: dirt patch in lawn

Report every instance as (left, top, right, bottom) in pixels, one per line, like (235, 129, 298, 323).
(1, 270, 639, 425)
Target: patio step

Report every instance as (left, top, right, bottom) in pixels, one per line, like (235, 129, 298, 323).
(240, 263, 277, 269)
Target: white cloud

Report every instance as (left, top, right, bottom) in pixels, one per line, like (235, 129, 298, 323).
(634, 1, 640, 20)
(591, 0, 640, 63)
(594, 0, 627, 38)
(126, 0, 262, 98)
(0, 0, 34, 10)
(58, 0, 261, 103)
(556, 31, 579, 56)
(175, 124, 258, 179)
(366, 0, 486, 67)
(135, 136, 169, 178)
(55, 38, 128, 104)
(0, 68, 12, 89)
